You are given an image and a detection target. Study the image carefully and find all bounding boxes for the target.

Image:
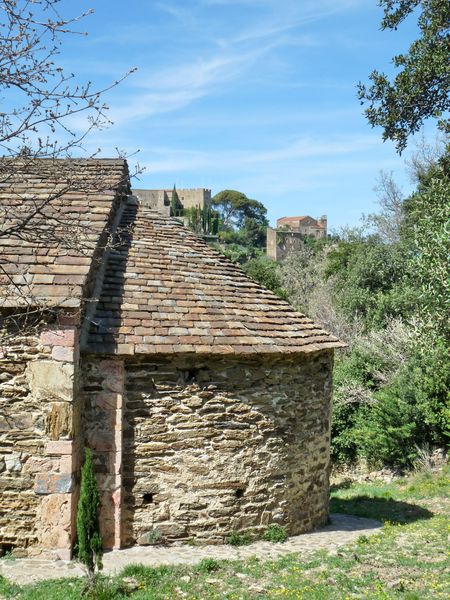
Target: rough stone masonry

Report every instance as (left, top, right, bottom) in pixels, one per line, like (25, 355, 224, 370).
(0, 158, 343, 558)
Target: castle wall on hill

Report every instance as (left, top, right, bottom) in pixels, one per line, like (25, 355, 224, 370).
(133, 189, 211, 215)
(176, 188, 211, 210)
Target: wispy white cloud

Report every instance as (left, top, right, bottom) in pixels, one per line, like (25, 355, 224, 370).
(141, 134, 379, 174)
(206, 0, 363, 44)
(86, 0, 365, 126)
(108, 41, 278, 124)
(133, 50, 259, 91)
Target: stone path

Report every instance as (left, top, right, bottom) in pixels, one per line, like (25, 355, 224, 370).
(0, 514, 382, 585)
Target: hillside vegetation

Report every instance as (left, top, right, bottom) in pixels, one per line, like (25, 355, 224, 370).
(228, 149, 449, 471)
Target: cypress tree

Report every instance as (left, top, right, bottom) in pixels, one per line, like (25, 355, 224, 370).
(212, 213, 219, 235)
(76, 448, 103, 580)
(207, 206, 212, 234)
(171, 185, 181, 217)
(202, 205, 207, 233)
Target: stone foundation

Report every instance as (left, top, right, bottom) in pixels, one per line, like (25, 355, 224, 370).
(83, 351, 333, 547)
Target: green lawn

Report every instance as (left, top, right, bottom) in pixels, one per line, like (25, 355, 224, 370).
(1, 466, 449, 599)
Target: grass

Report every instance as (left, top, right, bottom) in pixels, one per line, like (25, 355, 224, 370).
(1, 466, 449, 599)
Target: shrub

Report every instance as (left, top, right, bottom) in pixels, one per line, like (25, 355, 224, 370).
(329, 320, 450, 469)
(331, 345, 382, 464)
(198, 558, 221, 573)
(226, 531, 251, 546)
(263, 524, 287, 543)
(140, 528, 163, 545)
(355, 389, 419, 469)
(354, 343, 450, 469)
(242, 256, 288, 299)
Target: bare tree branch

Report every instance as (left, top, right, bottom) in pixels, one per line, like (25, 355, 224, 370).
(0, 1, 142, 328)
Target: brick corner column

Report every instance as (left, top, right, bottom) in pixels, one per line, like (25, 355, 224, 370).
(84, 358, 125, 550)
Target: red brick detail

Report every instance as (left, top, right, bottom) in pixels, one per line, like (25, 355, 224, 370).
(40, 328, 76, 348)
(45, 440, 74, 455)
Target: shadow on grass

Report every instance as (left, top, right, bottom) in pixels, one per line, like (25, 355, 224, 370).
(329, 480, 355, 493)
(330, 495, 433, 525)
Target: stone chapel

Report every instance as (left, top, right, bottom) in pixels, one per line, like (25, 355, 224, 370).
(0, 158, 342, 559)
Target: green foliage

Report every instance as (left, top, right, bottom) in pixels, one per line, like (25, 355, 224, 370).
(242, 255, 288, 299)
(83, 576, 128, 600)
(215, 241, 257, 265)
(211, 189, 268, 229)
(356, 387, 425, 469)
(120, 563, 171, 586)
(282, 191, 448, 469)
(197, 558, 221, 573)
(141, 528, 163, 545)
(184, 205, 220, 237)
(212, 189, 268, 251)
(407, 160, 450, 341)
(331, 353, 374, 464)
(226, 531, 251, 546)
(263, 524, 287, 543)
(76, 448, 103, 578)
(325, 237, 418, 330)
(0, 575, 20, 598)
(170, 185, 182, 217)
(358, 0, 450, 152)
(329, 157, 448, 468)
(335, 335, 450, 469)
(239, 216, 266, 248)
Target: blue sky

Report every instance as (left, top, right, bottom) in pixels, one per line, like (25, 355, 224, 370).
(62, 0, 426, 229)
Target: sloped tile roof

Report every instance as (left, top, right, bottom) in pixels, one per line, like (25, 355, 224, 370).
(0, 158, 129, 308)
(86, 201, 343, 356)
(277, 216, 325, 228)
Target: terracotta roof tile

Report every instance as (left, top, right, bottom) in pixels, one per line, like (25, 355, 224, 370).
(86, 204, 343, 356)
(0, 158, 129, 308)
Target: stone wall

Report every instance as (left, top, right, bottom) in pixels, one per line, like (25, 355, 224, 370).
(83, 350, 333, 547)
(176, 188, 211, 210)
(133, 190, 170, 216)
(266, 227, 304, 262)
(133, 189, 211, 215)
(0, 313, 81, 558)
(0, 327, 47, 554)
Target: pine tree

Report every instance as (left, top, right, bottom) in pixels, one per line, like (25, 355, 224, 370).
(76, 448, 103, 581)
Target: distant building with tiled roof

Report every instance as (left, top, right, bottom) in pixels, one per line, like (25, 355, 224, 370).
(277, 215, 327, 238)
(0, 159, 342, 559)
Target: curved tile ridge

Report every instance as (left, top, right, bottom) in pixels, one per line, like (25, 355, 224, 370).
(86, 204, 344, 355)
